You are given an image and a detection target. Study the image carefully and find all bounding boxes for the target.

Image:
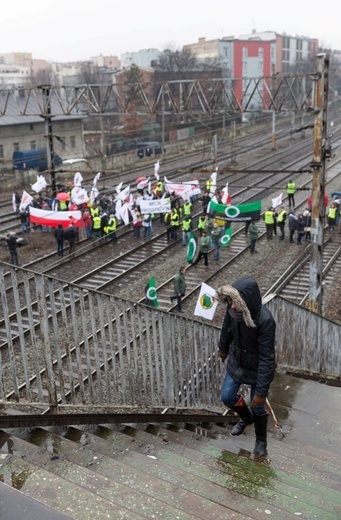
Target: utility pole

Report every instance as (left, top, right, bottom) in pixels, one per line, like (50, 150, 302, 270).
(307, 54, 330, 314)
(39, 85, 57, 195)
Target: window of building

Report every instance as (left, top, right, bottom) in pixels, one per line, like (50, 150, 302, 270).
(61, 137, 66, 150)
(0, 145, 3, 158)
(30, 141, 36, 149)
(70, 136, 76, 148)
(13, 142, 20, 152)
(243, 47, 248, 58)
(30, 124, 34, 130)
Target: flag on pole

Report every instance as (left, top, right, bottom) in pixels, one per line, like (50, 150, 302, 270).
(186, 232, 197, 263)
(31, 175, 47, 193)
(271, 193, 283, 208)
(145, 277, 159, 308)
(221, 183, 232, 205)
(73, 172, 83, 187)
(93, 172, 101, 186)
(209, 200, 261, 222)
(154, 160, 160, 180)
(20, 191, 33, 210)
(209, 171, 217, 195)
(194, 283, 218, 320)
(220, 228, 233, 247)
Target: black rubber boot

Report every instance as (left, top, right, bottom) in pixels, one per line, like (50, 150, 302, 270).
(230, 396, 254, 436)
(253, 413, 268, 456)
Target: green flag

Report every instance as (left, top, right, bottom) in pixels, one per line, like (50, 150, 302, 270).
(145, 277, 159, 307)
(220, 228, 233, 247)
(209, 200, 261, 222)
(186, 232, 197, 263)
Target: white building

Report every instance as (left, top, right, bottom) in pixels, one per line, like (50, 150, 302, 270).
(120, 49, 160, 69)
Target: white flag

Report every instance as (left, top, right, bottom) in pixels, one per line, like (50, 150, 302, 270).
(71, 186, 89, 205)
(272, 193, 283, 208)
(93, 172, 101, 186)
(117, 185, 130, 201)
(210, 171, 217, 195)
(194, 283, 219, 320)
(20, 190, 33, 210)
(74, 172, 83, 187)
(31, 175, 47, 193)
(90, 186, 99, 203)
(12, 193, 17, 212)
(116, 181, 123, 194)
(119, 203, 131, 225)
(154, 160, 160, 180)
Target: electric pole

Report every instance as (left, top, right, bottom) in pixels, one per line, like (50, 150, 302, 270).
(39, 85, 57, 195)
(307, 54, 330, 314)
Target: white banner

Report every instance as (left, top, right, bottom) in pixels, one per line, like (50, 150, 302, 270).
(140, 198, 171, 214)
(164, 177, 201, 201)
(194, 282, 219, 320)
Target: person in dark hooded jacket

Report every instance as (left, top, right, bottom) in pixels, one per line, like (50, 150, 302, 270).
(216, 276, 276, 456)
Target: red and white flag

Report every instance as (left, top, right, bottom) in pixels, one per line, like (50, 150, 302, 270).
(221, 183, 232, 205)
(29, 207, 82, 228)
(137, 177, 150, 190)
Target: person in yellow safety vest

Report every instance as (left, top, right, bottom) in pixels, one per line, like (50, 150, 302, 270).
(206, 179, 213, 192)
(170, 210, 180, 240)
(287, 181, 296, 208)
(197, 215, 206, 236)
(276, 207, 287, 240)
(59, 199, 69, 211)
(156, 180, 163, 195)
(183, 201, 192, 217)
(106, 214, 117, 243)
(90, 205, 100, 218)
(263, 207, 276, 240)
(92, 215, 102, 240)
(182, 216, 192, 246)
(327, 203, 338, 231)
(174, 203, 183, 219)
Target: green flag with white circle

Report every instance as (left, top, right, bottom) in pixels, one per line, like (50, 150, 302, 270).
(209, 200, 261, 222)
(145, 276, 159, 307)
(186, 232, 197, 262)
(220, 228, 233, 247)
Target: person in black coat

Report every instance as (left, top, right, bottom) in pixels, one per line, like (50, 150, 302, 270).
(54, 223, 65, 256)
(216, 276, 276, 456)
(5, 232, 19, 265)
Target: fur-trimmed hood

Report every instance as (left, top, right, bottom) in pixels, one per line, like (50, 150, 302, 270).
(216, 276, 262, 328)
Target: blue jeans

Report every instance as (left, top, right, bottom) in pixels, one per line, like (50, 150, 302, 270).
(213, 241, 220, 260)
(221, 371, 266, 415)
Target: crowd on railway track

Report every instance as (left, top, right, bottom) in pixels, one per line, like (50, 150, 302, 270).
(2, 174, 341, 266)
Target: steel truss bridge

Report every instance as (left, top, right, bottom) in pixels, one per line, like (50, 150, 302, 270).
(0, 74, 319, 118)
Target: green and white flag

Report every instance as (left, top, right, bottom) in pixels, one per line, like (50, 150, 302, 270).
(145, 277, 159, 308)
(186, 232, 197, 263)
(220, 228, 233, 247)
(209, 200, 261, 222)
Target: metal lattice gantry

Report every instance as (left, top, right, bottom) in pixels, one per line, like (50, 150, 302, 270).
(0, 73, 319, 118)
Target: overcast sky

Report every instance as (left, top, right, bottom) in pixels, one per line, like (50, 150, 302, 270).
(2, 0, 339, 63)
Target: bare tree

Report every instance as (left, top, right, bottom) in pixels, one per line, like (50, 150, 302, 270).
(157, 47, 197, 80)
